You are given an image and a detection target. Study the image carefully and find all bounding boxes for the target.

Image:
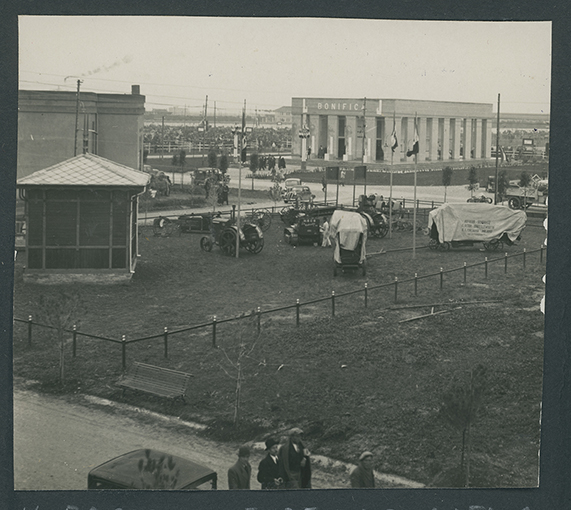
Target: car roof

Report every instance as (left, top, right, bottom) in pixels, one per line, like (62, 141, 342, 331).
(88, 449, 216, 489)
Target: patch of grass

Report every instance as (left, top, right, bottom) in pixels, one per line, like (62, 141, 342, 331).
(13, 212, 546, 487)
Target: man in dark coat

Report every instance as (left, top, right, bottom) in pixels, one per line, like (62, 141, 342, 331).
(227, 445, 251, 489)
(257, 437, 283, 489)
(278, 427, 311, 489)
(349, 451, 375, 488)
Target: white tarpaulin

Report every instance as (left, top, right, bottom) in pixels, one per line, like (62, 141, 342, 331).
(427, 203, 527, 243)
(328, 209, 368, 264)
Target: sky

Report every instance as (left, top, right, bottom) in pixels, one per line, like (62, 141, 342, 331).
(18, 17, 552, 117)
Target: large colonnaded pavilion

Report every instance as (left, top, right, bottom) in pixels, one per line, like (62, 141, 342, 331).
(291, 97, 494, 164)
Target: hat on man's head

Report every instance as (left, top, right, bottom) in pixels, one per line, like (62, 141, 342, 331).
(289, 427, 304, 436)
(238, 445, 251, 458)
(359, 451, 373, 461)
(265, 437, 279, 450)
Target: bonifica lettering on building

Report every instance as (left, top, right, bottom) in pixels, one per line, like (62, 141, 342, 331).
(317, 102, 364, 111)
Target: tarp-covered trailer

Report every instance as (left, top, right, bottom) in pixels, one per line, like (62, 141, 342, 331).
(427, 203, 526, 252)
(329, 209, 368, 276)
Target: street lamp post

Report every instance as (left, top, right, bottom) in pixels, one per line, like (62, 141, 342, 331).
(299, 125, 310, 171)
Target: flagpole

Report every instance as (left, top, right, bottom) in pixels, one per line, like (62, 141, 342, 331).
(494, 93, 500, 205)
(412, 113, 418, 259)
(236, 100, 245, 259)
(389, 111, 395, 239)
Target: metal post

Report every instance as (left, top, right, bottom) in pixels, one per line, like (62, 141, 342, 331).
(414, 273, 418, 296)
(505, 253, 508, 273)
(27, 315, 33, 347)
(463, 262, 467, 284)
(523, 248, 527, 269)
(163, 327, 169, 358)
(364, 283, 368, 308)
(212, 316, 217, 348)
(331, 291, 336, 317)
(394, 277, 398, 303)
(296, 299, 300, 327)
(257, 307, 261, 334)
(72, 325, 77, 357)
(440, 268, 444, 290)
(485, 257, 488, 279)
(121, 335, 127, 370)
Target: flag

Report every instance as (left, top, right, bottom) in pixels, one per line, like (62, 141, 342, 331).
(406, 116, 419, 157)
(390, 113, 398, 152)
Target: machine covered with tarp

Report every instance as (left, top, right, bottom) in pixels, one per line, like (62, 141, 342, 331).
(328, 209, 368, 275)
(427, 203, 526, 251)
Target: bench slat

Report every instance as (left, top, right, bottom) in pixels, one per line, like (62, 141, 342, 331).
(117, 362, 192, 400)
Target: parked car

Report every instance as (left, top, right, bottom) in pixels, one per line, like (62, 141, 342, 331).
(281, 177, 302, 198)
(283, 185, 314, 204)
(88, 449, 217, 490)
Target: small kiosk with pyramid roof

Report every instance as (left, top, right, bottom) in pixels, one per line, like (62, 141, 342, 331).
(17, 153, 150, 282)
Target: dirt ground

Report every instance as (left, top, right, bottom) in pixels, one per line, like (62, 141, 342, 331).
(12, 205, 546, 488)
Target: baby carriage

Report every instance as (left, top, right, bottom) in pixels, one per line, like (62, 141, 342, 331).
(328, 210, 368, 276)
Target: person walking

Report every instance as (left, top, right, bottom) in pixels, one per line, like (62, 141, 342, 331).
(257, 437, 283, 489)
(278, 428, 311, 489)
(321, 217, 331, 247)
(349, 451, 375, 488)
(227, 445, 252, 490)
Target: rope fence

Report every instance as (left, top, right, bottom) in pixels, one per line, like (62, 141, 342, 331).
(14, 245, 546, 370)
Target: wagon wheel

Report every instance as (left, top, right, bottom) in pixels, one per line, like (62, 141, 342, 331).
(200, 236, 213, 252)
(371, 214, 388, 238)
(376, 222, 389, 238)
(244, 237, 264, 254)
(483, 239, 504, 252)
(153, 216, 174, 237)
(438, 241, 451, 251)
(257, 209, 272, 231)
(428, 239, 439, 250)
(219, 229, 237, 256)
(508, 197, 521, 209)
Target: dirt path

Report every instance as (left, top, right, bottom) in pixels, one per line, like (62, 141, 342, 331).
(13, 381, 420, 490)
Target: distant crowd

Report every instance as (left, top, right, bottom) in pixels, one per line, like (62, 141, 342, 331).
(227, 427, 376, 490)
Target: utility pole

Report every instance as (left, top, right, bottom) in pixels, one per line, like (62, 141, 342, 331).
(214, 101, 216, 128)
(362, 97, 367, 164)
(494, 93, 501, 205)
(74, 80, 81, 156)
(204, 95, 208, 130)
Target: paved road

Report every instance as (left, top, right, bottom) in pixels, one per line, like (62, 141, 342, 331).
(14, 386, 420, 491)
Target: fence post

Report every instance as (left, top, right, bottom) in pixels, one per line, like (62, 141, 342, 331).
(463, 262, 467, 284)
(163, 327, 169, 358)
(414, 273, 418, 296)
(523, 248, 527, 270)
(394, 277, 398, 303)
(257, 307, 261, 334)
(121, 335, 127, 370)
(505, 253, 508, 273)
(440, 268, 444, 290)
(485, 257, 488, 279)
(27, 315, 33, 347)
(364, 283, 368, 308)
(212, 316, 217, 348)
(296, 299, 300, 327)
(72, 325, 77, 357)
(540, 245, 544, 263)
(331, 291, 336, 317)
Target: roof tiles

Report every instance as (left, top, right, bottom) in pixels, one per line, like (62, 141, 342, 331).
(17, 153, 150, 187)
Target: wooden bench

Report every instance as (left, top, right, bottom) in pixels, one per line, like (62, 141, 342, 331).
(118, 362, 192, 401)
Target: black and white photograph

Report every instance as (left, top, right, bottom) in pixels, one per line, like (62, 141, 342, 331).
(3, 10, 569, 510)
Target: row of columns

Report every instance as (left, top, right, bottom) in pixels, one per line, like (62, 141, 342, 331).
(296, 115, 492, 163)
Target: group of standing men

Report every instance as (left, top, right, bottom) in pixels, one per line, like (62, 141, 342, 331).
(228, 427, 311, 490)
(228, 427, 377, 489)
